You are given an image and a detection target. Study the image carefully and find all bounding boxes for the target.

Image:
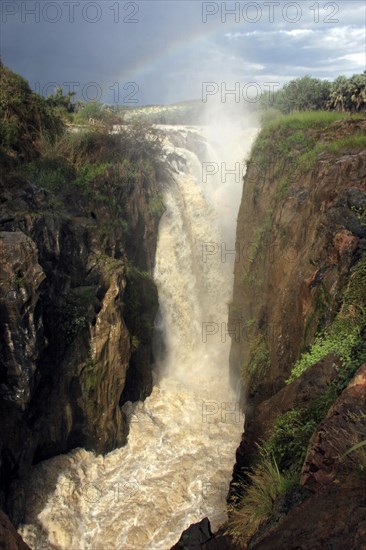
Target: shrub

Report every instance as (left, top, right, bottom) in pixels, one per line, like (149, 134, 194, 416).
(74, 101, 117, 126)
(258, 73, 366, 115)
(22, 156, 75, 192)
(264, 406, 326, 471)
(74, 162, 111, 187)
(0, 61, 63, 161)
(60, 287, 96, 343)
(82, 350, 99, 394)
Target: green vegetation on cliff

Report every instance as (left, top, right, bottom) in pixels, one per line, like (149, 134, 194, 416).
(241, 110, 365, 399)
(241, 333, 270, 394)
(252, 111, 365, 166)
(0, 60, 63, 162)
(0, 63, 168, 255)
(246, 110, 366, 270)
(124, 263, 158, 344)
(288, 254, 366, 383)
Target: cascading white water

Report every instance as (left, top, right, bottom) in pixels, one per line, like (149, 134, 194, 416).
(18, 124, 258, 550)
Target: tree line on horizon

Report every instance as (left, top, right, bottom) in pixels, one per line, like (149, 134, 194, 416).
(259, 72, 366, 116)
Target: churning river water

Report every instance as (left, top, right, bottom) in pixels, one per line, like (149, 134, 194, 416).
(19, 124, 258, 550)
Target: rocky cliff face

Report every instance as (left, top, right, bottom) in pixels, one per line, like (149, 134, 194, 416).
(0, 167, 162, 524)
(244, 363, 366, 550)
(230, 119, 366, 398)
(226, 117, 366, 547)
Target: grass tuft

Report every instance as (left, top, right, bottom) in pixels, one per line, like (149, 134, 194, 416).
(227, 451, 298, 542)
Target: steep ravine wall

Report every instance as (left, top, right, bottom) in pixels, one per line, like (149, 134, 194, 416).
(172, 118, 366, 549)
(0, 167, 162, 526)
(230, 120, 366, 458)
(228, 118, 366, 548)
(230, 119, 366, 400)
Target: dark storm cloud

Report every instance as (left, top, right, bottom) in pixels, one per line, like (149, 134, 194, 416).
(1, 1, 365, 104)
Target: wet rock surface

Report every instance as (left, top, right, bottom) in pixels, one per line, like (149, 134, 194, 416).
(301, 363, 366, 490)
(249, 364, 366, 550)
(232, 353, 341, 483)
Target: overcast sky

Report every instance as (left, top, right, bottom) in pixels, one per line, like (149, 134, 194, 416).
(1, 0, 365, 105)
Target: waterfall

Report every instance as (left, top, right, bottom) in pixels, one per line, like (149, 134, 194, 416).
(18, 124, 257, 550)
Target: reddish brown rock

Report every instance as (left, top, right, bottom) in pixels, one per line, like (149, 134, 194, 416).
(229, 122, 366, 397)
(0, 511, 31, 550)
(226, 120, 366, 549)
(301, 363, 366, 491)
(250, 487, 366, 550)
(230, 119, 366, 487)
(232, 354, 340, 483)
(247, 364, 366, 550)
(332, 229, 358, 259)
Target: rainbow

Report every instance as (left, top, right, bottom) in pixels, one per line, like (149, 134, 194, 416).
(121, 21, 229, 84)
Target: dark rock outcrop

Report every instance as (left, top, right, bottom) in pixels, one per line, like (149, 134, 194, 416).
(249, 486, 366, 550)
(0, 169, 162, 523)
(233, 353, 340, 482)
(171, 518, 241, 550)
(171, 518, 213, 549)
(301, 363, 366, 491)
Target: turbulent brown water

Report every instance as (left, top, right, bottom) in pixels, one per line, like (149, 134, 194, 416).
(19, 124, 257, 550)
